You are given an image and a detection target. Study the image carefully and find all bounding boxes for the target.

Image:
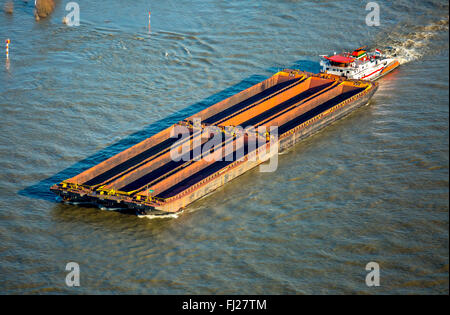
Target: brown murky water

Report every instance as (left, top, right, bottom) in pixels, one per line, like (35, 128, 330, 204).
(0, 0, 448, 294)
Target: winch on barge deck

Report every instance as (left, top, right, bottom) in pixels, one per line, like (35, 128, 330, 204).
(51, 70, 378, 216)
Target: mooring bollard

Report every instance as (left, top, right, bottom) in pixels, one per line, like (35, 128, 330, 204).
(6, 39, 10, 59)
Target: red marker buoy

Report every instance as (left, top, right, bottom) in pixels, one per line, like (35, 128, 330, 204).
(6, 39, 10, 59)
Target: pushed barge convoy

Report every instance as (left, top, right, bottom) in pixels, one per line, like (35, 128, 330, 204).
(320, 46, 400, 81)
(51, 70, 378, 216)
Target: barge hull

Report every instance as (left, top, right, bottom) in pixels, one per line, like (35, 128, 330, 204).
(50, 70, 378, 215)
(143, 83, 377, 214)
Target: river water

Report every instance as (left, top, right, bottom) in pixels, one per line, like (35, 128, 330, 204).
(0, 0, 448, 294)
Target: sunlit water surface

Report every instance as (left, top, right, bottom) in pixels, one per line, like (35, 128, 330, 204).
(0, 0, 448, 294)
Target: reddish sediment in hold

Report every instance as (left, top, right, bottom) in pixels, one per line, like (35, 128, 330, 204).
(50, 70, 378, 215)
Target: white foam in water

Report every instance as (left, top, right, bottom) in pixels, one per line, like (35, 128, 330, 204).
(137, 212, 180, 219)
(99, 206, 123, 211)
(383, 17, 449, 64)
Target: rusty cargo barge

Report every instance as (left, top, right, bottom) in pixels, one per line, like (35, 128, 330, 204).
(51, 70, 378, 216)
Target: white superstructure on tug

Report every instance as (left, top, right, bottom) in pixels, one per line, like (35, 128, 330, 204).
(320, 46, 400, 81)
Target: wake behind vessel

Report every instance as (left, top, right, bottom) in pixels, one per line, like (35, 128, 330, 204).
(51, 70, 378, 216)
(320, 46, 400, 81)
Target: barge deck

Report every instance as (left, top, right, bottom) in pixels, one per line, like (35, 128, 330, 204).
(51, 70, 378, 215)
